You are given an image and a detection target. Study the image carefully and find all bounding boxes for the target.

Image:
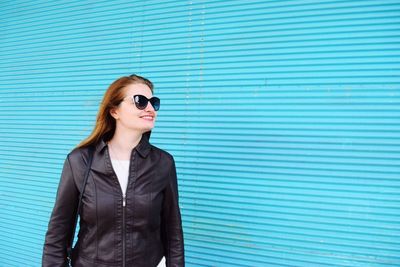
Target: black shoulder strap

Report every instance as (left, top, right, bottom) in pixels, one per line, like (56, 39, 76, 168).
(67, 145, 94, 266)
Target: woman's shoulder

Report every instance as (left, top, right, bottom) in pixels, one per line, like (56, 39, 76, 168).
(66, 145, 94, 167)
(150, 144, 175, 163)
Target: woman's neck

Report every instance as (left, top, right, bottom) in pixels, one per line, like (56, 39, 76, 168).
(107, 130, 142, 160)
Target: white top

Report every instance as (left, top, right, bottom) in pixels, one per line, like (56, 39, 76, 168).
(110, 159, 130, 196)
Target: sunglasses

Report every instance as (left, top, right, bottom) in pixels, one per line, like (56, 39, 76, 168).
(124, 94, 160, 111)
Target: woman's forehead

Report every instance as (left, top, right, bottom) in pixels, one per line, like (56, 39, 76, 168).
(124, 83, 152, 97)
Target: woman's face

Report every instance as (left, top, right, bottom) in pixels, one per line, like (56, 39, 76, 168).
(111, 83, 157, 134)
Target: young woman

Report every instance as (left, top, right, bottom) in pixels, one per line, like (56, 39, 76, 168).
(42, 74, 185, 267)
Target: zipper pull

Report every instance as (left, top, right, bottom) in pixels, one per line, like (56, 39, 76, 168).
(122, 195, 126, 207)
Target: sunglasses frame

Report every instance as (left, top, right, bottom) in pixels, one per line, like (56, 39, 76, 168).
(124, 94, 160, 111)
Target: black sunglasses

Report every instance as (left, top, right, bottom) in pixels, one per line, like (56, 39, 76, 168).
(125, 94, 160, 111)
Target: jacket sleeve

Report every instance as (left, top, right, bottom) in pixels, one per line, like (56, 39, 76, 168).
(161, 156, 185, 267)
(42, 154, 79, 267)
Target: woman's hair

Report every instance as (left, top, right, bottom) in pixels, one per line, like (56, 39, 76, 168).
(75, 74, 154, 149)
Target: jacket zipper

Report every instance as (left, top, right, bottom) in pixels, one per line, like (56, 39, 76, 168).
(107, 145, 133, 267)
(122, 194, 126, 267)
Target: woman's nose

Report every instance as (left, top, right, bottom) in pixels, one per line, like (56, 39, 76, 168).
(145, 101, 156, 111)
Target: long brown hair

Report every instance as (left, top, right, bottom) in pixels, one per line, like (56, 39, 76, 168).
(75, 74, 154, 149)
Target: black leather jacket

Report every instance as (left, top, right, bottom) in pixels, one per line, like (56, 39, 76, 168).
(42, 133, 185, 267)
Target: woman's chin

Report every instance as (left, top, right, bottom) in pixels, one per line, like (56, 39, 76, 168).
(141, 124, 155, 132)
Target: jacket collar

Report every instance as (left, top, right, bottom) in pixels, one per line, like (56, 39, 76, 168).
(95, 131, 152, 158)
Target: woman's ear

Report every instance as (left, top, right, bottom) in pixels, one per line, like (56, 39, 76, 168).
(109, 107, 119, 120)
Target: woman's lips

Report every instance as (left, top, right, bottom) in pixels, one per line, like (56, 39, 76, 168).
(141, 115, 154, 121)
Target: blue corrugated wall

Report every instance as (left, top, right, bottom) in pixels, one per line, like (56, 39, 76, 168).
(0, 1, 399, 266)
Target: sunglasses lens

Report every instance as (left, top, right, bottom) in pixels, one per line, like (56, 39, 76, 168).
(134, 95, 148, 109)
(150, 97, 160, 111)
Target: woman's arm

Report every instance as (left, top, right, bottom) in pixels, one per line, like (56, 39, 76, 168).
(161, 156, 185, 267)
(42, 154, 78, 267)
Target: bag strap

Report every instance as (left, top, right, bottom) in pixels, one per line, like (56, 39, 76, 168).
(67, 145, 94, 266)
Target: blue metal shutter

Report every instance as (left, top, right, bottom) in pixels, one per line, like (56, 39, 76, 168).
(0, 1, 146, 266)
(132, 1, 400, 266)
(0, 1, 399, 266)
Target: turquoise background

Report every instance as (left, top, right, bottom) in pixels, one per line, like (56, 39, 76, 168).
(0, 1, 399, 266)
